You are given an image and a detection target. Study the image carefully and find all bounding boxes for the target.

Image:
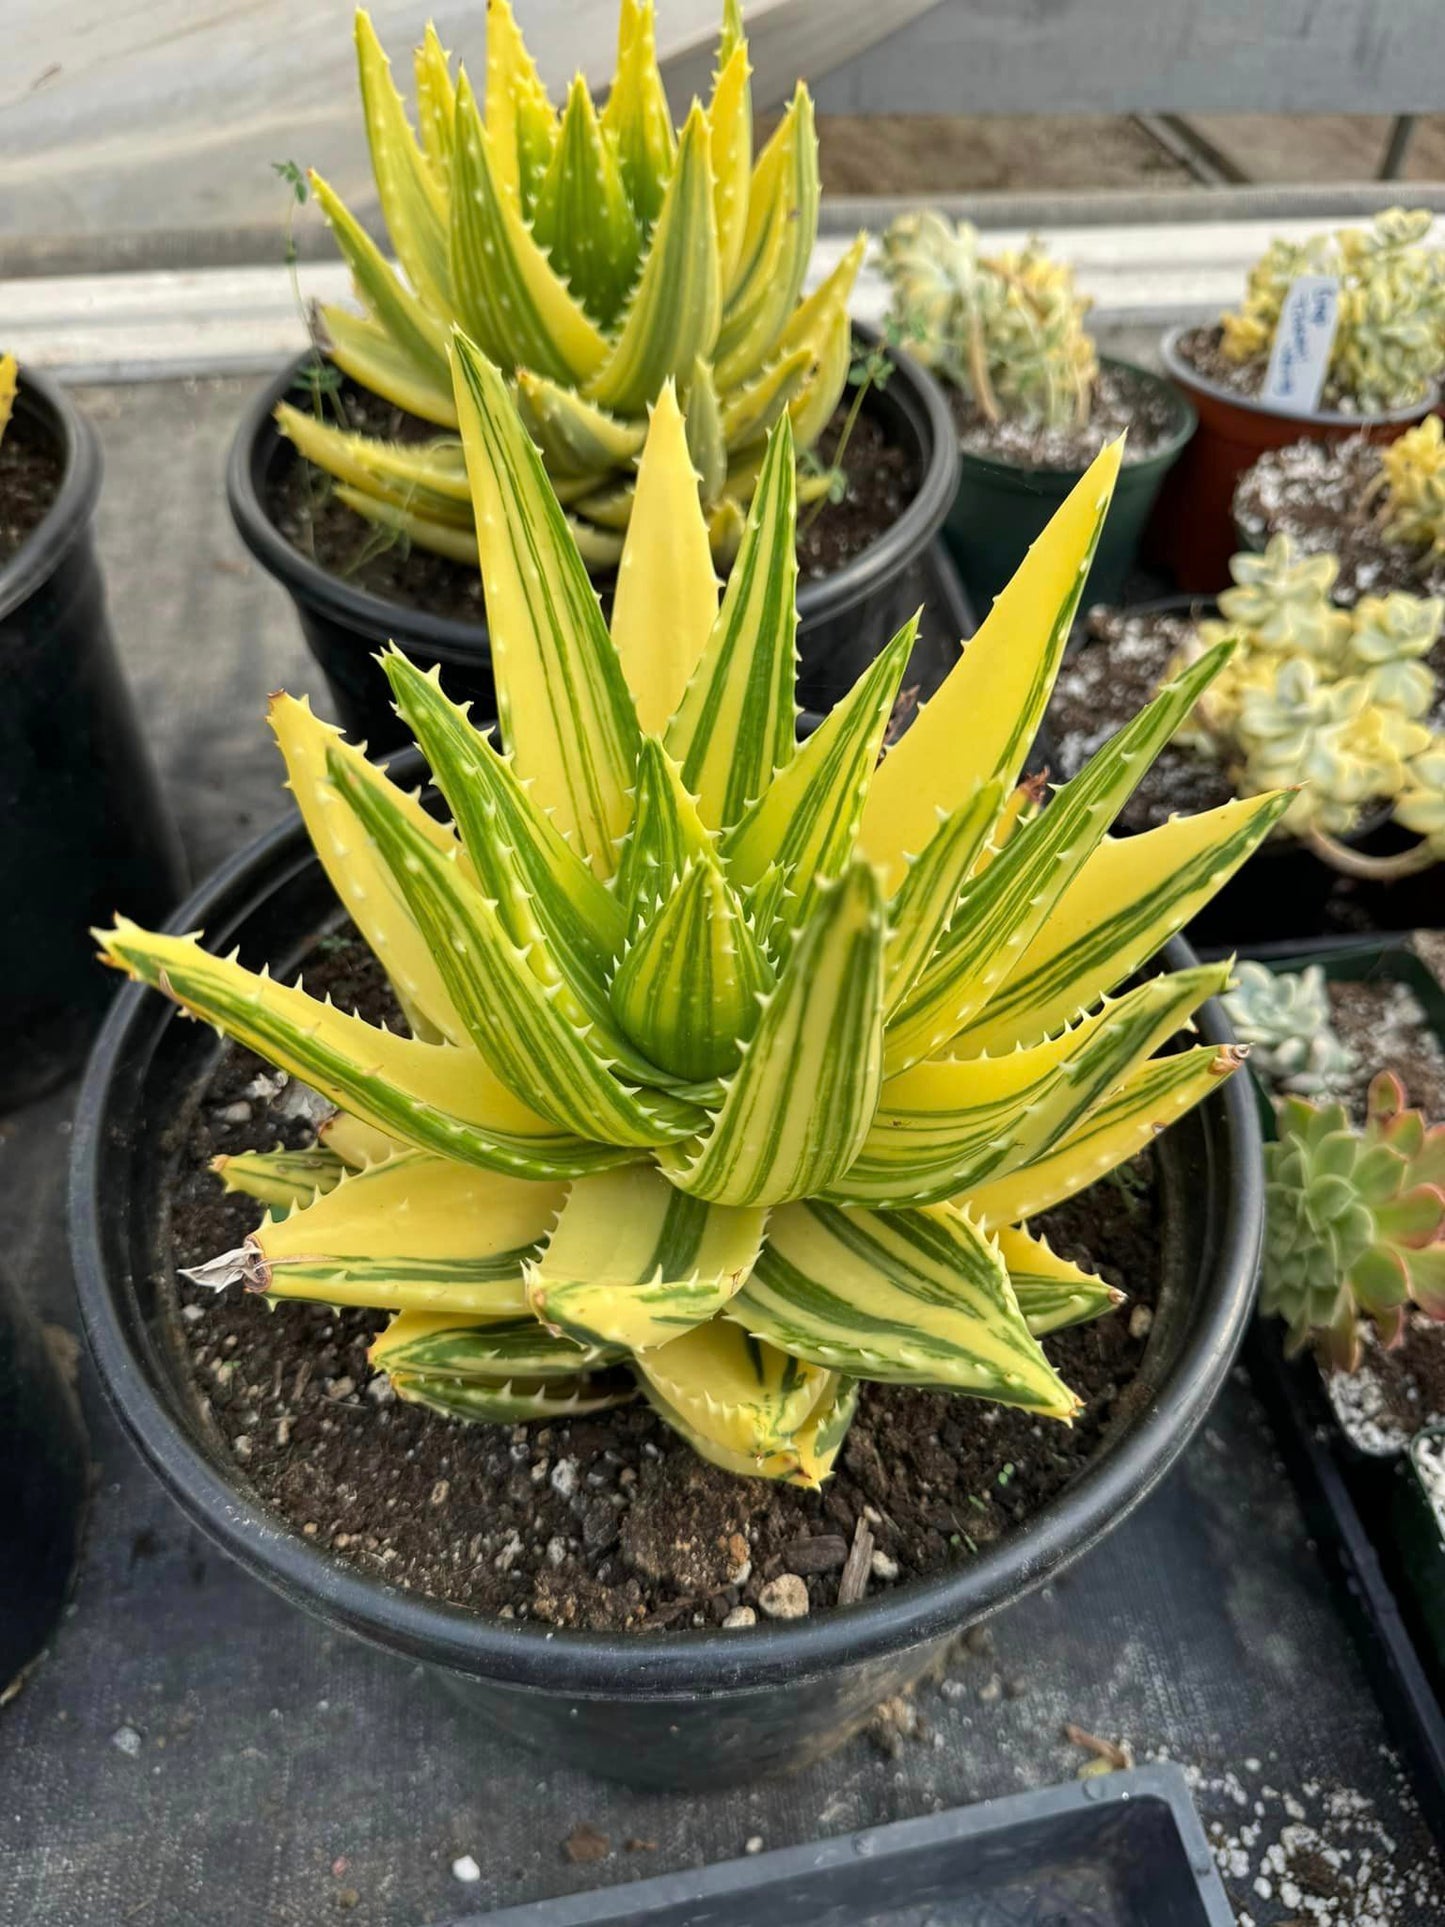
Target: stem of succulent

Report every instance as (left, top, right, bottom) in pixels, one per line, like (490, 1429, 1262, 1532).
(1303, 825, 1439, 879)
(967, 309, 1001, 426)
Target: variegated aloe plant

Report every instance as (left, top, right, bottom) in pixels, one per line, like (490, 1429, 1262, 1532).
(99, 328, 1286, 1487)
(279, 0, 861, 569)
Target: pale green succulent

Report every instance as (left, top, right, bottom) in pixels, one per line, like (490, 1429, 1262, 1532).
(1220, 208, 1445, 414)
(1396, 737, 1445, 856)
(1374, 414, 1445, 565)
(1233, 655, 1382, 832)
(878, 210, 1097, 430)
(1222, 961, 1356, 1098)
(1347, 590, 1442, 718)
(1215, 536, 1352, 669)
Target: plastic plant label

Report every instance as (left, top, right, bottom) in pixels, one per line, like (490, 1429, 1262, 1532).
(1261, 275, 1340, 416)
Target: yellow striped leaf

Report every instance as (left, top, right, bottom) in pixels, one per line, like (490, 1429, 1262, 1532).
(599, 0, 676, 228)
(859, 441, 1123, 892)
(0, 354, 16, 447)
(660, 862, 886, 1207)
(274, 405, 470, 507)
(371, 1309, 622, 1380)
(211, 1146, 347, 1211)
(779, 236, 867, 448)
(530, 75, 642, 329)
(995, 1226, 1123, 1337)
(354, 12, 451, 316)
(707, 34, 752, 293)
(316, 307, 457, 427)
(714, 87, 820, 390)
(392, 1369, 633, 1423)
(309, 171, 450, 385)
(330, 485, 479, 563)
(638, 1363, 854, 1487)
(513, 370, 646, 481)
(412, 23, 456, 185)
(452, 331, 640, 875)
(526, 1164, 767, 1351)
(883, 782, 1005, 1018)
(632, 1319, 835, 1459)
(683, 356, 729, 504)
(319, 1112, 402, 1168)
(720, 345, 816, 451)
(731, 1200, 1078, 1416)
(483, 0, 558, 214)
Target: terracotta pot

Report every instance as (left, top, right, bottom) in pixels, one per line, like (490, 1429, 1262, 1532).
(1150, 327, 1436, 594)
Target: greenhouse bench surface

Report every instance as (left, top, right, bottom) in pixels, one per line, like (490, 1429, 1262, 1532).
(0, 369, 1441, 1927)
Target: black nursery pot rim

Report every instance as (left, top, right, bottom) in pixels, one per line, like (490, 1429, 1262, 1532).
(226, 326, 960, 661)
(1160, 324, 1439, 429)
(951, 354, 1196, 483)
(0, 361, 102, 620)
(70, 796, 1261, 1700)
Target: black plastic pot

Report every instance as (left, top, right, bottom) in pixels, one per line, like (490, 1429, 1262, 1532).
(457, 1764, 1234, 1927)
(942, 357, 1195, 616)
(70, 787, 1262, 1790)
(0, 1257, 89, 1697)
(226, 332, 960, 751)
(0, 365, 186, 1110)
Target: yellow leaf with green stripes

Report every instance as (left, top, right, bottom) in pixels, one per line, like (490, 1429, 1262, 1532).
(267, 692, 468, 1045)
(452, 331, 640, 875)
(885, 642, 1235, 1073)
(707, 34, 752, 293)
(482, 0, 558, 214)
(319, 1112, 401, 1168)
(683, 356, 729, 504)
(778, 236, 866, 448)
(610, 384, 719, 735)
(450, 73, 608, 387)
(730, 1200, 1078, 1416)
(720, 345, 816, 452)
(883, 782, 1005, 1018)
(599, 0, 676, 228)
(392, 1369, 633, 1424)
(843, 964, 1229, 1207)
(96, 919, 624, 1179)
(953, 792, 1292, 1058)
(0, 354, 16, 449)
(316, 307, 457, 427)
(274, 405, 470, 508)
(995, 1226, 1124, 1336)
(330, 484, 479, 564)
(585, 105, 720, 418)
(211, 1146, 347, 1211)
(661, 862, 885, 1207)
(370, 1309, 622, 1380)
(309, 171, 450, 386)
(968, 773, 1046, 880)
(354, 11, 451, 317)
(513, 371, 646, 481)
(328, 747, 706, 1145)
(633, 1319, 835, 1459)
(723, 616, 918, 938)
(246, 1150, 564, 1316)
(530, 76, 642, 330)
(858, 440, 1123, 892)
(525, 1164, 767, 1352)
(714, 87, 820, 391)
(666, 416, 798, 829)
(412, 23, 456, 184)
(640, 1362, 853, 1486)
(966, 1044, 1243, 1230)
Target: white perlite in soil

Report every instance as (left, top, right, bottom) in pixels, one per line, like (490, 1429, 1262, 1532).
(1327, 1317, 1445, 1458)
(1412, 1431, 1445, 1536)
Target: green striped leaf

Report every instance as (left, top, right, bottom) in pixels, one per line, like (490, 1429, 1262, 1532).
(211, 1146, 347, 1212)
(840, 964, 1229, 1207)
(530, 76, 642, 330)
(706, 27, 752, 293)
(954, 792, 1293, 1058)
(613, 737, 714, 940)
(967, 1043, 1241, 1231)
(885, 642, 1236, 1073)
(883, 782, 1005, 1018)
(660, 861, 886, 1207)
(859, 442, 1123, 893)
(330, 485, 480, 564)
(714, 87, 820, 390)
(599, 0, 676, 229)
(449, 72, 608, 386)
(632, 1319, 835, 1459)
(585, 104, 720, 417)
(275, 404, 470, 508)
(97, 920, 626, 1179)
(310, 171, 451, 396)
(995, 1226, 1123, 1337)
(723, 615, 917, 940)
(526, 1164, 767, 1351)
(392, 1369, 634, 1424)
(315, 307, 457, 427)
(412, 23, 456, 185)
(666, 416, 798, 829)
(328, 747, 706, 1148)
(482, 0, 558, 214)
(638, 1360, 855, 1486)
(370, 1309, 623, 1380)
(778, 236, 866, 447)
(452, 331, 640, 876)
(720, 345, 816, 451)
(730, 1200, 1078, 1416)
(354, 12, 451, 317)
(513, 371, 647, 481)
(682, 356, 729, 504)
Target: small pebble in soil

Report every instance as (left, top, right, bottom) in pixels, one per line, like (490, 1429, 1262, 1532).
(111, 1725, 142, 1757)
(450, 1856, 480, 1884)
(722, 1605, 756, 1629)
(757, 1573, 810, 1620)
(563, 1824, 610, 1866)
(870, 1549, 900, 1581)
(745, 1837, 764, 1856)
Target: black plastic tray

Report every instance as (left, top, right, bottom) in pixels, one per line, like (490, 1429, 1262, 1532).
(454, 1766, 1233, 1927)
(1242, 938, 1445, 1856)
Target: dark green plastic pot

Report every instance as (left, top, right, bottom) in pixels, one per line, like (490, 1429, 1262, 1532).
(942, 357, 1195, 615)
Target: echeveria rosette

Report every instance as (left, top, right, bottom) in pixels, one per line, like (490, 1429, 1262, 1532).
(276, 0, 861, 569)
(1221, 961, 1356, 1099)
(97, 328, 1288, 1487)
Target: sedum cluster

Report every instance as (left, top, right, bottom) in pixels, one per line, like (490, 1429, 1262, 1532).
(878, 210, 1097, 430)
(1180, 536, 1443, 859)
(277, 0, 861, 569)
(1264, 1069, 1445, 1372)
(1370, 414, 1445, 568)
(1218, 207, 1445, 414)
(1222, 961, 1356, 1099)
(98, 326, 1285, 1485)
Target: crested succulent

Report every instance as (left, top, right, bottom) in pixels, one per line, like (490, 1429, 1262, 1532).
(1263, 1071, 1445, 1371)
(1219, 207, 1445, 414)
(277, 0, 861, 568)
(1222, 961, 1356, 1098)
(0, 353, 16, 453)
(878, 210, 1097, 430)
(1371, 414, 1445, 567)
(97, 327, 1287, 1487)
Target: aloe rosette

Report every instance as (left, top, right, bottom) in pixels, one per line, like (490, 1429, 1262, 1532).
(99, 328, 1286, 1485)
(278, 0, 860, 569)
